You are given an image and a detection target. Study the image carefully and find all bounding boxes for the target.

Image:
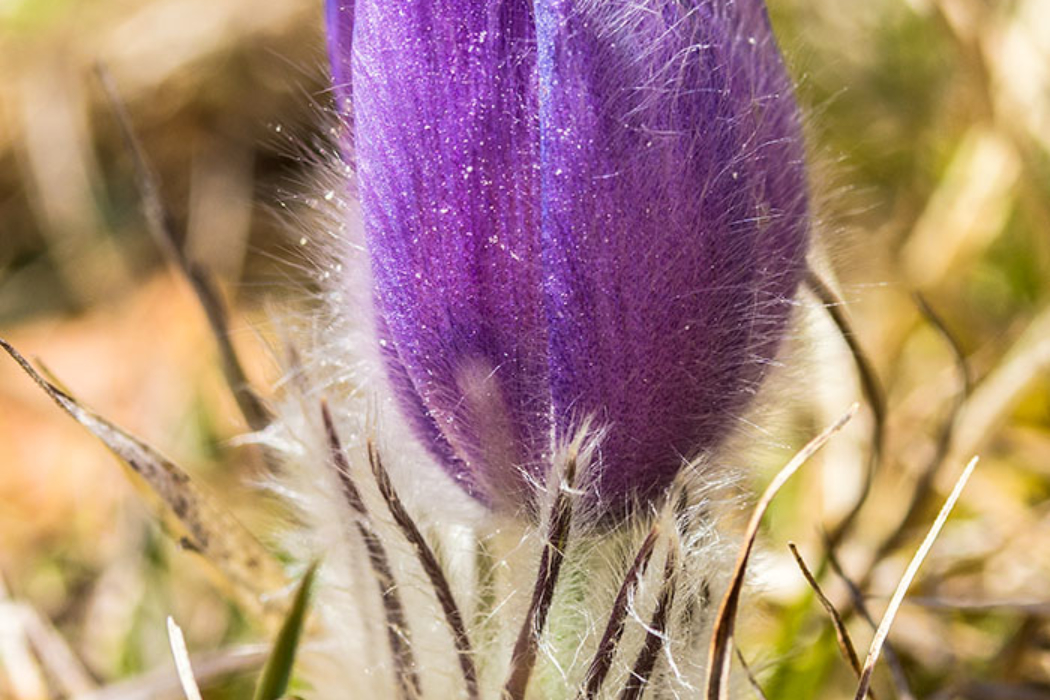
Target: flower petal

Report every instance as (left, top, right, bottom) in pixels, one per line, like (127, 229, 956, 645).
(536, 0, 809, 514)
(351, 0, 551, 507)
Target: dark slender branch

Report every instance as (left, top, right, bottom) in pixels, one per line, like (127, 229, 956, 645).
(368, 442, 479, 700)
(503, 456, 578, 700)
(320, 403, 420, 700)
(788, 543, 875, 700)
(825, 538, 916, 700)
(577, 525, 661, 699)
(734, 645, 770, 700)
(873, 294, 971, 563)
(806, 270, 886, 548)
(96, 64, 272, 433)
(618, 543, 678, 700)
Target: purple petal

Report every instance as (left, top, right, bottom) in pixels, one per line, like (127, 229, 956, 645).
(535, 0, 809, 514)
(336, 0, 810, 519)
(350, 0, 552, 508)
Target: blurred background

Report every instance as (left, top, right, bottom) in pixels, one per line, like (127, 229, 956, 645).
(0, 0, 1048, 698)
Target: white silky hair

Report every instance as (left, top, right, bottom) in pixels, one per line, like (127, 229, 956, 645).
(254, 0, 823, 691)
(250, 137, 794, 699)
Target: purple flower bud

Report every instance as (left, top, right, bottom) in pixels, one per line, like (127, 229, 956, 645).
(327, 0, 809, 519)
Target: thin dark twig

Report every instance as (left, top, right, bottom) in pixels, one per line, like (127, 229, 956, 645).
(806, 271, 886, 548)
(824, 542, 915, 700)
(95, 64, 272, 433)
(618, 543, 679, 700)
(788, 543, 875, 700)
(503, 455, 579, 700)
(320, 403, 420, 700)
(873, 294, 971, 563)
(578, 525, 661, 699)
(733, 645, 770, 700)
(368, 442, 479, 700)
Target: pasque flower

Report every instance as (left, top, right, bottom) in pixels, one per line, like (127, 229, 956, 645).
(327, 0, 809, 519)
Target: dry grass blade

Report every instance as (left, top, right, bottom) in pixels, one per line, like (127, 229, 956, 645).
(706, 404, 857, 700)
(734, 645, 770, 700)
(618, 542, 678, 700)
(854, 456, 979, 700)
(578, 524, 661, 700)
(0, 339, 288, 621)
(807, 272, 886, 547)
(95, 64, 272, 433)
(0, 600, 48, 700)
(788, 543, 872, 699)
(320, 404, 420, 700)
(368, 442, 479, 700)
(914, 293, 973, 395)
(166, 618, 204, 700)
(503, 454, 578, 700)
(1, 568, 97, 698)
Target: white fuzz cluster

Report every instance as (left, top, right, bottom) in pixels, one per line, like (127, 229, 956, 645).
(255, 168, 749, 699)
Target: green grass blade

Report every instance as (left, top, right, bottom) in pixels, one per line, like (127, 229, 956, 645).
(253, 563, 317, 700)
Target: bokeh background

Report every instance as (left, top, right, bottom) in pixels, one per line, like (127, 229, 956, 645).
(0, 0, 1047, 698)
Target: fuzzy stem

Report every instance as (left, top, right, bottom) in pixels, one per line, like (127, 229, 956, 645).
(577, 525, 660, 699)
(502, 456, 578, 700)
(707, 405, 857, 700)
(321, 403, 421, 700)
(618, 542, 678, 700)
(368, 442, 480, 700)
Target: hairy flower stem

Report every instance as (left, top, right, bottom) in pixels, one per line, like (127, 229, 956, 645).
(503, 456, 578, 700)
(320, 403, 421, 700)
(367, 442, 480, 700)
(578, 525, 661, 699)
(618, 542, 679, 700)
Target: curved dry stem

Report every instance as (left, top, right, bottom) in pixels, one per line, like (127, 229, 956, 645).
(873, 294, 971, 563)
(706, 404, 857, 700)
(806, 271, 886, 548)
(96, 64, 272, 433)
(734, 645, 770, 700)
(788, 543, 874, 700)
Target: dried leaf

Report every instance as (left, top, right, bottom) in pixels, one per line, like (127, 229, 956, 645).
(0, 339, 288, 621)
(854, 456, 978, 700)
